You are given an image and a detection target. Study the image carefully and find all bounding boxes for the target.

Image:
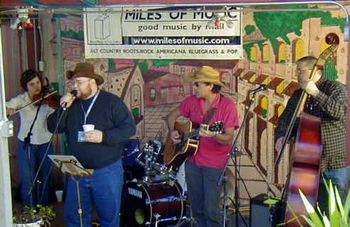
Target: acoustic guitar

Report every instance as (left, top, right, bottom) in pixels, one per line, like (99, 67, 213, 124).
(163, 120, 223, 169)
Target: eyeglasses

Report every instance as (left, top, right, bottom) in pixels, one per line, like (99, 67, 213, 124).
(194, 82, 210, 87)
(296, 67, 311, 73)
(73, 79, 91, 86)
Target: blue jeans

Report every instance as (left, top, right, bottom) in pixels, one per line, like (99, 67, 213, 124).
(185, 161, 223, 227)
(318, 167, 350, 212)
(18, 140, 53, 207)
(64, 160, 124, 227)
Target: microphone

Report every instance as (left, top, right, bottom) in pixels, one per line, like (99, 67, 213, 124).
(248, 84, 267, 94)
(70, 90, 78, 97)
(61, 90, 77, 109)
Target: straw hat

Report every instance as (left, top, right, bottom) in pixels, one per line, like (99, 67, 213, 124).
(66, 62, 104, 85)
(184, 66, 225, 87)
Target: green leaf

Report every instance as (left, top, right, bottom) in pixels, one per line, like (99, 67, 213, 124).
(284, 202, 304, 226)
(301, 215, 318, 227)
(321, 213, 331, 227)
(334, 186, 347, 225)
(299, 189, 324, 226)
(344, 189, 350, 222)
(329, 183, 338, 226)
(322, 176, 330, 194)
(299, 180, 350, 227)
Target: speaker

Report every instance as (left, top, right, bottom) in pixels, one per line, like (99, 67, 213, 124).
(249, 193, 284, 227)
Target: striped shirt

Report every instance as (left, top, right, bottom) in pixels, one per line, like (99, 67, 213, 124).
(275, 77, 347, 171)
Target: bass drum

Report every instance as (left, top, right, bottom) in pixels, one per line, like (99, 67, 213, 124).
(122, 181, 185, 226)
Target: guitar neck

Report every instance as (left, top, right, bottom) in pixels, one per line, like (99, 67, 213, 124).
(183, 121, 223, 141)
(184, 128, 200, 141)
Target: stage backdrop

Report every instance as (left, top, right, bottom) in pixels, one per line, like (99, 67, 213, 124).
(3, 4, 348, 206)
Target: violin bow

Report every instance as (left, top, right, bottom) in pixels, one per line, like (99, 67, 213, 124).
(8, 90, 58, 117)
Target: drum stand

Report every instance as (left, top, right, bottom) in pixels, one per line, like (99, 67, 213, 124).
(137, 140, 176, 185)
(173, 194, 196, 227)
(49, 156, 93, 227)
(174, 213, 195, 226)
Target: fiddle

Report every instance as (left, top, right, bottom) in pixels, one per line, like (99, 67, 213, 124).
(32, 89, 61, 109)
(7, 90, 60, 118)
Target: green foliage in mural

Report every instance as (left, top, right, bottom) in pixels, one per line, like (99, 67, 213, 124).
(82, 0, 97, 4)
(247, 5, 346, 55)
(132, 107, 140, 117)
(323, 58, 338, 80)
(133, 60, 149, 74)
(245, 25, 256, 35)
(152, 60, 175, 67)
(108, 59, 116, 72)
(243, 40, 265, 62)
(133, 59, 175, 74)
(61, 30, 84, 41)
(262, 109, 268, 119)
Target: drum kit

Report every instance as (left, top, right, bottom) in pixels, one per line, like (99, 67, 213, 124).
(122, 139, 190, 227)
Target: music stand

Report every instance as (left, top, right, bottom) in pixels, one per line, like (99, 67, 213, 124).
(48, 155, 93, 227)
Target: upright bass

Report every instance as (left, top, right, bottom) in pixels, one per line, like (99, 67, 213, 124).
(275, 33, 339, 226)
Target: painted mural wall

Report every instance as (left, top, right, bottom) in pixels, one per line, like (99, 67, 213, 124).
(4, 4, 349, 205)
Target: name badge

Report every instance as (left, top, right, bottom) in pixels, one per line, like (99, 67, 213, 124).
(77, 131, 86, 142)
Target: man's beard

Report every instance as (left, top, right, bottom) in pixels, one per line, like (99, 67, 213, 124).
(79, 87, 93, 100)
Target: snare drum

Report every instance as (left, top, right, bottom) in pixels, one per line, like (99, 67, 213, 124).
(122, 181, 184, 226)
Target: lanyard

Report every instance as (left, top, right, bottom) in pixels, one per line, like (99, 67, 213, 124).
(80, 90, 100, 125)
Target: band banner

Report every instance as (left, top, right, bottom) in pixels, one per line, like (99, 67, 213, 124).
(84, 6, 242, 59)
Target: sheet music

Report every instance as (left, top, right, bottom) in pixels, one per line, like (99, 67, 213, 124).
(48, 155, 93, 176)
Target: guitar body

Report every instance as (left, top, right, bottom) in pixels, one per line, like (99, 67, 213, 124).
(163, 121, 199, 169)
(284, 112, 322, 226)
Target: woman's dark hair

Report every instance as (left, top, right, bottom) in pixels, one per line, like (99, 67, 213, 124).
(20, 69, 42, 91)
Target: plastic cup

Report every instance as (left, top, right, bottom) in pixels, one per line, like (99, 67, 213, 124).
(55, 190, 63, 202)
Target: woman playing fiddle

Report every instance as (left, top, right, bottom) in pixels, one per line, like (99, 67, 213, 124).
(6, 69, 58, 207)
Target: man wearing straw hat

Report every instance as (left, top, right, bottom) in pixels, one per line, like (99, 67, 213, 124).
(47, 62, 136, 226)
(167, 65, 239, 226)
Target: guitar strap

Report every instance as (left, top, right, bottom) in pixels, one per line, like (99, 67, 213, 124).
(203, 108, 217, 124)
(202, 94, 223, 124)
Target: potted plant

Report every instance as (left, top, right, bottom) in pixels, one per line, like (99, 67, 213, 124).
(298, 179, 350, 227)
(13, 204, 56, 227)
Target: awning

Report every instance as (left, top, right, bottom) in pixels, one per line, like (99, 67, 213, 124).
(241, 71, 255, 81)
(269, 104, 283, 125)
(233, 68, 244, 77)
(282, 81, 300, 96)
(1, 0, 336, 7)
(269, 115, 279, 125)
(267, 77, 284, 90)
(253, 104, 264, 116)
(254, 74, 269, 85)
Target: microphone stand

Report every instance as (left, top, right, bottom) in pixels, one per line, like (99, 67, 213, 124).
(28, 105, 68, 201)
(24, 99, 43, 207)
(218, 92, 257, 227)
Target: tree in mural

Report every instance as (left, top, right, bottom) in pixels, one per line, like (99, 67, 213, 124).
(245, 5, 346, 55)
(133, 59, 175, 74)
